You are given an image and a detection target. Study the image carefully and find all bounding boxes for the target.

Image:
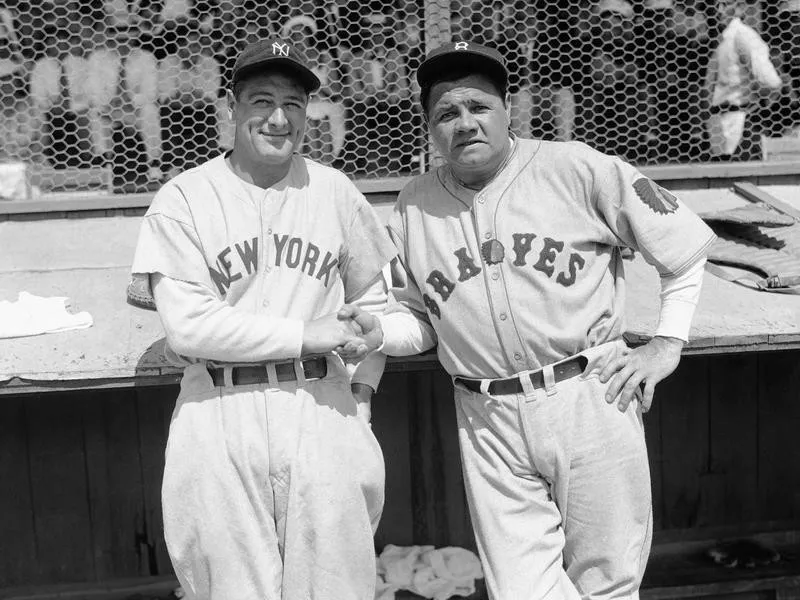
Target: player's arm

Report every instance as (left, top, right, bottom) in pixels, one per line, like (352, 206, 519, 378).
(150, 273, 362, 363)
(344, 269, 390, 424)
(598, 255, 706, 412)
(338, 247, 437, 359)
(593, 157, 716, 413)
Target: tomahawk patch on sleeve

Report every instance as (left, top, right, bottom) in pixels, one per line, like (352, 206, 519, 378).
(633, 177, 679, 215)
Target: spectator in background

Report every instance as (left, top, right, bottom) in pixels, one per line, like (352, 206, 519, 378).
(0, 58, 36, 163)
(340, 10, 414, 175)
(704, 0, 783, 161)
(479, 0, 535, 138)
(31, 26, 95, 169)
(88, 24, 162, 191)
(573, 0, 649, 162)
(639, 0, 706, 163)
(158, 22, 221, 179)
(283, 14, 346, 163)
(764, 0, 800, 138)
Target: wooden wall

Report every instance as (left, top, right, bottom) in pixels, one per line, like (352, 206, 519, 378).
(1, 350, 799, 589)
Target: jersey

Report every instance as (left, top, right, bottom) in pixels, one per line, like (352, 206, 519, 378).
(132, 152, 396, 366)
(388, 138, 716, 379)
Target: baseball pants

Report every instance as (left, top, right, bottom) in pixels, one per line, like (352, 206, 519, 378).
(161, 361, 385, 600)
(454, 339, 652, 600)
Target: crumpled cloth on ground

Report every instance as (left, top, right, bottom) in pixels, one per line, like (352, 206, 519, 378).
(0, 292, 93, 338)
(376, 545, 484, 600)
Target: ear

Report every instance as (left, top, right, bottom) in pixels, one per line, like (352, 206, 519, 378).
(226, 88, 236, 120)
(504, 92, 511, 122)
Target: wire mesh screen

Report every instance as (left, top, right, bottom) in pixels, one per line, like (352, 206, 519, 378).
(0, 0, 798, 199)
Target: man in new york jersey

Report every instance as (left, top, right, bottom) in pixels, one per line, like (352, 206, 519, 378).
(131, 39, 395, 600)
(341, 42, 715, 600)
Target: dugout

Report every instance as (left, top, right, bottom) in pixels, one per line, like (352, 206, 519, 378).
(1, 163, 799, 600)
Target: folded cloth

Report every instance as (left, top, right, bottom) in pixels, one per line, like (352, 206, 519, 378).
(376, 545, 483, 600)
(0, 292, 93, 338)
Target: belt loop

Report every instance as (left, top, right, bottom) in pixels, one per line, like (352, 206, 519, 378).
(223, 366, 234, 388)
(479, 379, 491, 396)
(294, 358, 307, 387)
(543, 365, 557, 397)
(518, 370, 537, 402)
(266, 362, 279, 388)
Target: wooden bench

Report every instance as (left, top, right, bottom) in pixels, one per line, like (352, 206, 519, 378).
(762, 135, 800, 162)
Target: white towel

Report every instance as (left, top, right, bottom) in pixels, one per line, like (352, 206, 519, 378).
(0, 292, 93, 339)
(376, 545, 483, 600)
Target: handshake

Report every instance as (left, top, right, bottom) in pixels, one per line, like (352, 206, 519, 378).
(301, 304, 384, 362)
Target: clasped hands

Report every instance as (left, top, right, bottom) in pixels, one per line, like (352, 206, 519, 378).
(300, 304, 382, 362)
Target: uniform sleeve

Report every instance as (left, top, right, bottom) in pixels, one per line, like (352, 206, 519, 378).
(339, 193, 398, 301)
(378, 208, 438, 357)
(151, 274, 303, 362)
(346, 270, 389, 392)
(594, 158, 716, 277)
(655, 256, 706, 342)
(131, 183, 217, 287)
(737, 28, 782, 91)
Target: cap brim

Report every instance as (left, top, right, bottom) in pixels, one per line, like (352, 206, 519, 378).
(416, 51, 507, 90)
(234, 57, 321, 94)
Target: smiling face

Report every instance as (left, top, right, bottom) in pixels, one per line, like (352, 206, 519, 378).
(426, 73, 511, 186)
(229, 70, 308, 169)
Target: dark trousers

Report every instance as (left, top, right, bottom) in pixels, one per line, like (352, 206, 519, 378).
(43, 109, 94, 169)
(160, 99, 219, 174)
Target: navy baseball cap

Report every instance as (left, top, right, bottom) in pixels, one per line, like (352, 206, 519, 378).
(232, 38, 321, 93)
(416, 41, 508, 91)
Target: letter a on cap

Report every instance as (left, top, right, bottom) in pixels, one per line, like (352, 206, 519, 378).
(454, 41, 469, 50)
(272, 42, 289, 56)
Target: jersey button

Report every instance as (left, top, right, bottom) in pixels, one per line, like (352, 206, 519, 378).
(267, 228, 273, 235)
(484, 232, 492, 239)
(499, 313, 507, 321)
(514, 352, 522, 361)
(491, 272, 500, 280)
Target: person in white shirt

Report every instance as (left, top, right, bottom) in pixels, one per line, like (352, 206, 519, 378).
(704, 0, 783, 160)
(87, 25, 162, 182)
(158, 22, 221, 179)
(30, 29, 94, 168)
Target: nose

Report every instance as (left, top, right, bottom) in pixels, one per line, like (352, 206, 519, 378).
(454, 108, 477, 133)
(268, 107, 288, 129)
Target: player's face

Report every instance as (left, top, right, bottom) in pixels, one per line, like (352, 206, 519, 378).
(426, 75, 511, 184)
(230, 72, 308, 166)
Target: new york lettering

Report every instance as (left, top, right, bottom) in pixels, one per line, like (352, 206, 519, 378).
(424, 232, 586, 319)
(209, 234, 338, 295)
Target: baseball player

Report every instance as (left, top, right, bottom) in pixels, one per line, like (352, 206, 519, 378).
(340, 42, 716, 599)
(131, 39, 396, 600)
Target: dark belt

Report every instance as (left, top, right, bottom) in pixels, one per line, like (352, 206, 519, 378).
(455, 355, 588, 396)
(709, 102, 753, 115)
(207, 356, 328, 387)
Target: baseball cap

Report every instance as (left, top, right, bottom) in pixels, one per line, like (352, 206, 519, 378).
(598, 0, 635, 17)
(779, 0, 800, 12)
(416, 41, 508, 91)
(231, 38, 321, 93)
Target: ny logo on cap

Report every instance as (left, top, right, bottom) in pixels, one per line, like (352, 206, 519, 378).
(272, 42, 290, 57)
(454, 41, 469, 50)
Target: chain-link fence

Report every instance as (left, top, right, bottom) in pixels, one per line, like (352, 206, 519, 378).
(0, 0, 798, 198)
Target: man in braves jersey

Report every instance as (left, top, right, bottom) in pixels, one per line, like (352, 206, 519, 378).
(340, 41, 715, 599)
(131, 39, 395, 600)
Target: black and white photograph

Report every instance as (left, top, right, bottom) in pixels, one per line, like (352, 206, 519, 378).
(1, 1, 799, 599)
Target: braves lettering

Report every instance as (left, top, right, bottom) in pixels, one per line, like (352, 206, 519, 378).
(424, 232, 586, 319)
(209, 234, 338, 295)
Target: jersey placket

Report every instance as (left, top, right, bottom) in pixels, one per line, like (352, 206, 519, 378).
(473, 188, 530, 374)
(257, 189, 277, 311)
